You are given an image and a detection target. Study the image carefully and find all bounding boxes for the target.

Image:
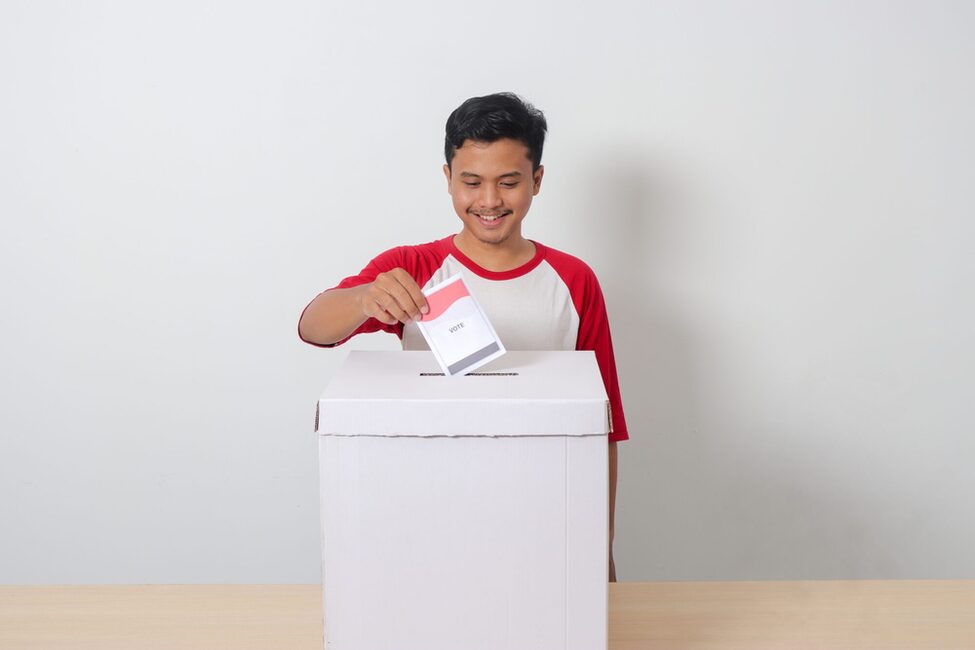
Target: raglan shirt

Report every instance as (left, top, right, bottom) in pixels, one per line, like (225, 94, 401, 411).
(299, 235, 628, 442)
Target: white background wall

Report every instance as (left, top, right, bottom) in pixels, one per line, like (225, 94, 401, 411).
(2, 0, 973, 584)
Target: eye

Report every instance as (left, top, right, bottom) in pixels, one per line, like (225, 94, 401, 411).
(501, 182, 518, 188)
(464, 182, 480, 188)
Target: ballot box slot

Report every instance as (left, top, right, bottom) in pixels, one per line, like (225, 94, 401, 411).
(419, 372, 520, 377)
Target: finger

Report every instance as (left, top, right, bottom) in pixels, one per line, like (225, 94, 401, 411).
(383, 279, 423, 321)
(390, 268, 428, 315)
(397, 271, 429, 316)
(381, 298, 411, 325)
(365, 298, 398, 325)
(372, 290, 412, 324)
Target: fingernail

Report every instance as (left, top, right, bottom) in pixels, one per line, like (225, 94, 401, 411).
(421, 305, 429, 314)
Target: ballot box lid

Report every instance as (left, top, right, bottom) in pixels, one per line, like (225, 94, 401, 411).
(317, 350, 610, 437)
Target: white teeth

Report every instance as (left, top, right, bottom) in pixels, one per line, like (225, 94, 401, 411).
(477, 214, 503, 221)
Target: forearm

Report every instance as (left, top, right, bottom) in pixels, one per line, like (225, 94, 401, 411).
(298, 285, 370, 346)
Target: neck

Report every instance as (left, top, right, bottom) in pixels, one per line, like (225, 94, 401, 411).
(453, 230, 536, 272)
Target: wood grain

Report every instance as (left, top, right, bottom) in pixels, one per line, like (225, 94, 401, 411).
(1, 581, 973, 649)
(0, 585, 323, 650)
(609, 581, 975, 650)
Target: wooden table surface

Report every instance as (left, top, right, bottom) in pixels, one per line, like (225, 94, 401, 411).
(1, 581, 973, 649)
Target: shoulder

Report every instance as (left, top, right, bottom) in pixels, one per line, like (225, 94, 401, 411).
(362, 237, 453, 290)
(536, 241, 607, 316)
(369, 236, 452, 271)
(538, 241, 599, 286)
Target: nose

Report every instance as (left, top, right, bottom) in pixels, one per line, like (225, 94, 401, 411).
(477, 184, 503, 209)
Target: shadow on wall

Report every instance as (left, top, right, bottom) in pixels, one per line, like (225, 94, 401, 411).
(574, 146, 882, 581)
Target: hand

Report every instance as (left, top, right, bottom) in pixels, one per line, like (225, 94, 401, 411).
(360, 268, 429, 326)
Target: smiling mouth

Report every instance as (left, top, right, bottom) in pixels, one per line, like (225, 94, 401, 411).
(472, 211, 509, 223)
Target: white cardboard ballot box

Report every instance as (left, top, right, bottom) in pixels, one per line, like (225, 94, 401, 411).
(317, 350, 610, 650)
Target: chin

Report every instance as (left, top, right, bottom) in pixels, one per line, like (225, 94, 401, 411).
(470, 231, 505, 246)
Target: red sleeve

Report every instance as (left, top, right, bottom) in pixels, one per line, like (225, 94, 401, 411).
(544, 247, 629, 443)
(575, 270, 629, 442)
(297, 247, 407, 348)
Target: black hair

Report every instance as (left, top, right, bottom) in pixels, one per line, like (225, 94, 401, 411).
(444, 92, 548, 171)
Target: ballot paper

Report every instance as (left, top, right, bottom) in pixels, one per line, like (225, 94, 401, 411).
(416, 274, 506, 376)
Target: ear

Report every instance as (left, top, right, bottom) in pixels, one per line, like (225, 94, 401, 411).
(443, 164, 452, 193)
(532, 165, 544, 195)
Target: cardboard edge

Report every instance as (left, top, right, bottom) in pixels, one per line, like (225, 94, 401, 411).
(318, 431, 609, 438)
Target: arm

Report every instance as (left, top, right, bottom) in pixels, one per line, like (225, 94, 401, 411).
(609, 441, 618, 582)
(298, 285, 371, 346)
(298, 269, 429, 346)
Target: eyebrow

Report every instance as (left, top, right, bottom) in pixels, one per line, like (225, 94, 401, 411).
(459, 171, 523, 179)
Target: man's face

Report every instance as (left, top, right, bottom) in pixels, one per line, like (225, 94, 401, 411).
(443, 138, 543, 248)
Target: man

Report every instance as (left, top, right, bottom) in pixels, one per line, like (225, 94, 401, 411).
(299, 92, 627, 580)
